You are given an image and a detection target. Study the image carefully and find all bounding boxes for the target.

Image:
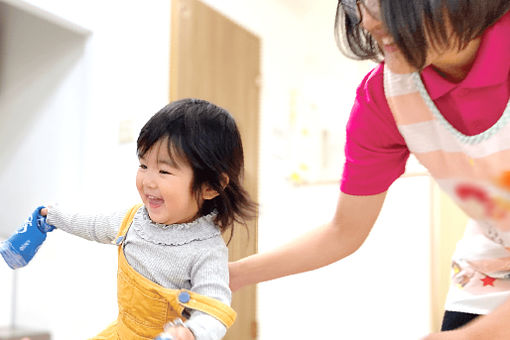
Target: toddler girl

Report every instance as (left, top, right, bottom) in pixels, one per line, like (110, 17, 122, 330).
(42, 98, 257, 340)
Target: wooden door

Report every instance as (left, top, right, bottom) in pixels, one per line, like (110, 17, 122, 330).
(170, 0, 260, 338)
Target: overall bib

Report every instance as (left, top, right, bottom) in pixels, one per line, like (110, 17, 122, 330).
(91, 204, 236, 340)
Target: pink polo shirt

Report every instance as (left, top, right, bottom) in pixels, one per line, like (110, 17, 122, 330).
(341, 10, 510, 195)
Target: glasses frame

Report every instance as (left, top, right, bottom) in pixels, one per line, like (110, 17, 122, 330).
(340, 0, 381, 26)
(340, 0, 361, 25)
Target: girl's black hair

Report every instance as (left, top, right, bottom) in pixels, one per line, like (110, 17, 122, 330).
(335, 0, 510, 70)
(137, 98, 257, 243)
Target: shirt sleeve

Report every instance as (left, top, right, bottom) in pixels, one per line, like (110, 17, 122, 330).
(46, 206, 128, 244)
(340, 64, 410, 195)
(185, 240, 230, 340)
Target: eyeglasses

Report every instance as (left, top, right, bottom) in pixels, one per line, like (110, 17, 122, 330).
(340, 0, 381, 25)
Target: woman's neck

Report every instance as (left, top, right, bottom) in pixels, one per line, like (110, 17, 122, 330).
(431, 37, 481, 82)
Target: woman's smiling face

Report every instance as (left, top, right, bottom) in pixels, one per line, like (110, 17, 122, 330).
(358, 2, 419, 74)
(358, 1, 480, 79)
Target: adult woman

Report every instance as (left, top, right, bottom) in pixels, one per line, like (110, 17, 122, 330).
(230, 0, 510, 338)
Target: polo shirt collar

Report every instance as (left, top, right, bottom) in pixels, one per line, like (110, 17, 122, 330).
(421, 10, 510, 100)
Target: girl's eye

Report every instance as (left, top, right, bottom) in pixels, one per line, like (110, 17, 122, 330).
(139, 164, 147, 170)
(160, 170, 172, 175)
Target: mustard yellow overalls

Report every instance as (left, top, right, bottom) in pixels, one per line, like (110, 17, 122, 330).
(90, 204, 236, 340)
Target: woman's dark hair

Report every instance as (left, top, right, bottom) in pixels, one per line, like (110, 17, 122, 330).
(335, 0, 510, 69)
(137, 98, 257, 243)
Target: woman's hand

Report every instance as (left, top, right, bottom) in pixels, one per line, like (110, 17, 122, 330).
(229, 261, 243, 292)
(420, 330, 466, 340)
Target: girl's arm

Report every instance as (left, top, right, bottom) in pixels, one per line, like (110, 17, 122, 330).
(41, 206, 127, 244)
(183, 243, 231, 340)
(229, 191, 387, 291)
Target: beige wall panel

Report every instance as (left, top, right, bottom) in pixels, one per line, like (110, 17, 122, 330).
(430, 181, 468, 331)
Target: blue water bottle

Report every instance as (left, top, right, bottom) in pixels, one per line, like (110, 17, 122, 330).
(0, 206, 55, 269)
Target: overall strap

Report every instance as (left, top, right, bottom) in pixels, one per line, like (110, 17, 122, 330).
(114, 204, 143, 245)
(113, 203, 237, 328)
(175, 289, 237, 328)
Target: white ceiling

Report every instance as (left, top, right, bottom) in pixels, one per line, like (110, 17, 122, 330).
(275, 0, 337, 17)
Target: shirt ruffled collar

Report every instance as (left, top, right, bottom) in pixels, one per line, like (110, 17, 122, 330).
(131, 206, 220, 246)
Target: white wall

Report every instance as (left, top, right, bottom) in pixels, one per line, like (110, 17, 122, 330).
(256, 178, 431, 339)
(0, 0, 90, 330)
(199, 1, 432, 338)
(0, 1, 89, 237)
(0, 0, 170, 338)
(0, 0, 432, 339)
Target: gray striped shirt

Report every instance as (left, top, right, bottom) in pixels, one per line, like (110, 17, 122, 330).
(47, 205, 230, 340)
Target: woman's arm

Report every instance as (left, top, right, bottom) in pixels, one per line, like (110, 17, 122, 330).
(229, 191, 387, 291)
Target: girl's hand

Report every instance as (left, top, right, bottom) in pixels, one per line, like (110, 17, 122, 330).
(40, 207, 48, 216)
(156, 327, 194, 340)
(168, 326, 194, 340)
(155, 319, 195, 340)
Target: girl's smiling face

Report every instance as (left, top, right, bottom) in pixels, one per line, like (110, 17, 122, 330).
(136, 138, 201, 225)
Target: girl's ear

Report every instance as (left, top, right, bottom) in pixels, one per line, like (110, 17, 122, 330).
(201, 185, 220, 200)
(201, 174, 229, 200)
